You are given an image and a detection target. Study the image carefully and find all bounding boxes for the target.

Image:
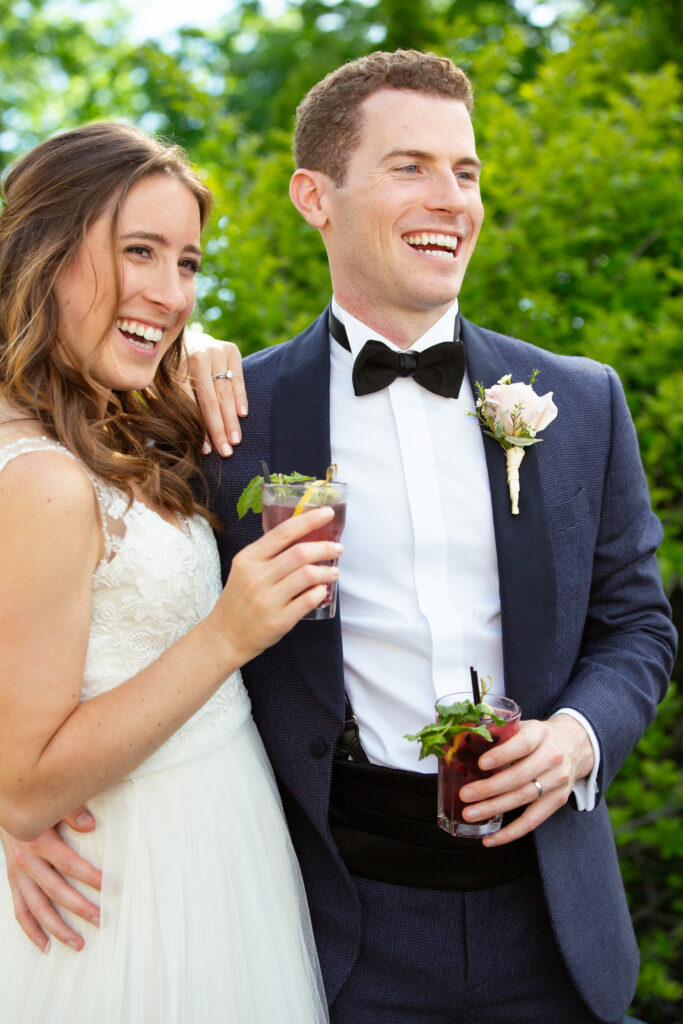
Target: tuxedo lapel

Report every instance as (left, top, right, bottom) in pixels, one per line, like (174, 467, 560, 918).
(271, 309, 346, 724)
(462, 319, 557, 714)
(271, 310, 333, 480)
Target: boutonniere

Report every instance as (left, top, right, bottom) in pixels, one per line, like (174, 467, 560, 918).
(470, 370, 558, 514)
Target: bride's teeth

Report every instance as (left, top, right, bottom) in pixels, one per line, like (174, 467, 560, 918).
(116, 318, 163, 343)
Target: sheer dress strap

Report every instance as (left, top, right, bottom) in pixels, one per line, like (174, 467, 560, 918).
(0, 436, 126, 563)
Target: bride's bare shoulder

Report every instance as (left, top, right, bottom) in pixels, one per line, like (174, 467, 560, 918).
(0, 401, 91, 508)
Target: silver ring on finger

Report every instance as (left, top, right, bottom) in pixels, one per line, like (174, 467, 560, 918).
(531, 778, 543, 800)
(211, 370, 234, 381)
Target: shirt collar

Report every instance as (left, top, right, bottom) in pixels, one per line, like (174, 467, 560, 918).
(330, 297, 460, 357)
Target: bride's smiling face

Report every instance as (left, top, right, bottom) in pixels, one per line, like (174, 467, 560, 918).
(53, 173, 202, 393)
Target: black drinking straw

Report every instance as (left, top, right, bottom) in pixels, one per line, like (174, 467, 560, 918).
(260, 460, 271, 482)
(470, 665, 482, 705)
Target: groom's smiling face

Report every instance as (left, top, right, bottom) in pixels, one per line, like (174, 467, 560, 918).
(320, 88, 484, 334)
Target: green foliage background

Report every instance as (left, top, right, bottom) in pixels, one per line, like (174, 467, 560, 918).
(1, 0, 680, 1017)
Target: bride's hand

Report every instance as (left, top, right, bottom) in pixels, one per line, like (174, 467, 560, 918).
(208, 506, 342, 666)
(181, 331, 248, 458)
(1, 809, 102, 951)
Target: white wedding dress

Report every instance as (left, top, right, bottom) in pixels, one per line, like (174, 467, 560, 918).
(0, 438, 328, 1023)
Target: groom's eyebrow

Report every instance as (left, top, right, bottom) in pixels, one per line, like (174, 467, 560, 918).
(379, 148, 482, 170)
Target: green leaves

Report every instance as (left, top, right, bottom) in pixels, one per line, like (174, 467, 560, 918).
(482, 429, 541, 448)
(236, 476, 265, 518)
(236, 471, 313, 517)
(405, 700, 504, 760)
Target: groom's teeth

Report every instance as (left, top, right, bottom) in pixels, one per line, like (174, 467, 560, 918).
(404, 233, 459, 252)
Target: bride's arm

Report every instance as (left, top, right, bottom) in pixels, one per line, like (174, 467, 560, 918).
(0, 451, 340, 841)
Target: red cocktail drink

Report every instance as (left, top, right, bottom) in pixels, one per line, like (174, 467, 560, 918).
(261, 481, 348, 620)
(436, 693, 521, 838)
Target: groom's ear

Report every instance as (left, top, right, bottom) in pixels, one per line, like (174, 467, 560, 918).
(289, 168, 331, 228)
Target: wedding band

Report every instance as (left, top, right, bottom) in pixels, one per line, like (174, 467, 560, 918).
(532, 779, 543, 800)
(211, 371, 234, 381)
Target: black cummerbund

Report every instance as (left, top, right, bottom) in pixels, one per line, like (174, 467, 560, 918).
(330, 760, 537, 891)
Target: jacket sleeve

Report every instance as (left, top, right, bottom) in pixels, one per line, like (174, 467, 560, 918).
(550, 364, 677, 797)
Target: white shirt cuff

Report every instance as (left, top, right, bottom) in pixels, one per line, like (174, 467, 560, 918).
(552, 708, 600, 811)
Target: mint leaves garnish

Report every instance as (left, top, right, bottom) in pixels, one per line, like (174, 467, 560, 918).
(236, 472, 314, 518)
(405, 699, 505, 761)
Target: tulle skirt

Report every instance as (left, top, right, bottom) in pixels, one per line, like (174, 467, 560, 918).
(0, 692, 328, 1023)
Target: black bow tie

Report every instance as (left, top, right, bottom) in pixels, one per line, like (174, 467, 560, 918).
(329, 308, 465, 399)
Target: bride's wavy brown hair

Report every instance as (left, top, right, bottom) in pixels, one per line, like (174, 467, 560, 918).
(0, 121, 216, 520)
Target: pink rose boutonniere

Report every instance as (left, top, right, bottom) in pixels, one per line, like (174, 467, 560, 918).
(470, 371, 558, 514)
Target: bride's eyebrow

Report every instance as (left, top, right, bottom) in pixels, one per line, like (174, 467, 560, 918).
(120, 231, 202, 258)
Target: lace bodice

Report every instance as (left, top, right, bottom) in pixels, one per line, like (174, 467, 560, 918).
(0, 438, 248, 747)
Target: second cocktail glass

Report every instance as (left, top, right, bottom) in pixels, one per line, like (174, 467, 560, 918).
(436, 691, 521, 838)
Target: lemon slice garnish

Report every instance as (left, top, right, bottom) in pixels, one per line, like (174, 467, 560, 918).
(291, 465, 340, 516)
(443, 732, 467, 764)
(292, 481, 338, 516)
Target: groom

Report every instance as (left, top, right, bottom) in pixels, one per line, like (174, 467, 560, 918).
(3, 49, 676, 1023)
(207, 50, 675, 1023)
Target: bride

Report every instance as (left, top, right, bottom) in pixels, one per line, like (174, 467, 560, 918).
(0, 122, 333, 1022)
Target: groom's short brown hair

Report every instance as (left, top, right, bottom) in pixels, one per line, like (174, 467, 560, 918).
(294, 49, 474, 187)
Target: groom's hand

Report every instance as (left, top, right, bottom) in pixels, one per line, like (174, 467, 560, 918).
(1, 807, 102, 951)
(457, 714, 595, 846)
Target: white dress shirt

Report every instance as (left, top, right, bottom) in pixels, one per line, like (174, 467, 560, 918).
(329, 297, 599, 809)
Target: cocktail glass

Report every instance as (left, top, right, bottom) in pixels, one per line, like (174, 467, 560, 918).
(261, 480, 348, 620)
(436, 691, 521, 838)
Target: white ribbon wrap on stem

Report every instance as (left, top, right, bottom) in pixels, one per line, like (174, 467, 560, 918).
(505, 446, 525, 515)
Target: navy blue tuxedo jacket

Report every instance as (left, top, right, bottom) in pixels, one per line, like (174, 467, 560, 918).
(205, 311, 676, 1021)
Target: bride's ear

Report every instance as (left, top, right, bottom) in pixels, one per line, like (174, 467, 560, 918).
(289, 169, 331, 229)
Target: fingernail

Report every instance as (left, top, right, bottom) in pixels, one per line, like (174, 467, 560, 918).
(44, 939, 51, 955)
(76, 812, 92, 827)
(219, 444, 232, 457)
(466, 808, 480, 820)
(67, 940, 81, 951)
(460, 787, 474, 801)
(202, 440, 212, 455)
(238, 405, 248, 416)
(91, 914, 100, 927)
(480, 757, 494, 769)
(331, 567, 340, 577)
(484, 836, 497, 847)
(230, 431, 240, 444)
